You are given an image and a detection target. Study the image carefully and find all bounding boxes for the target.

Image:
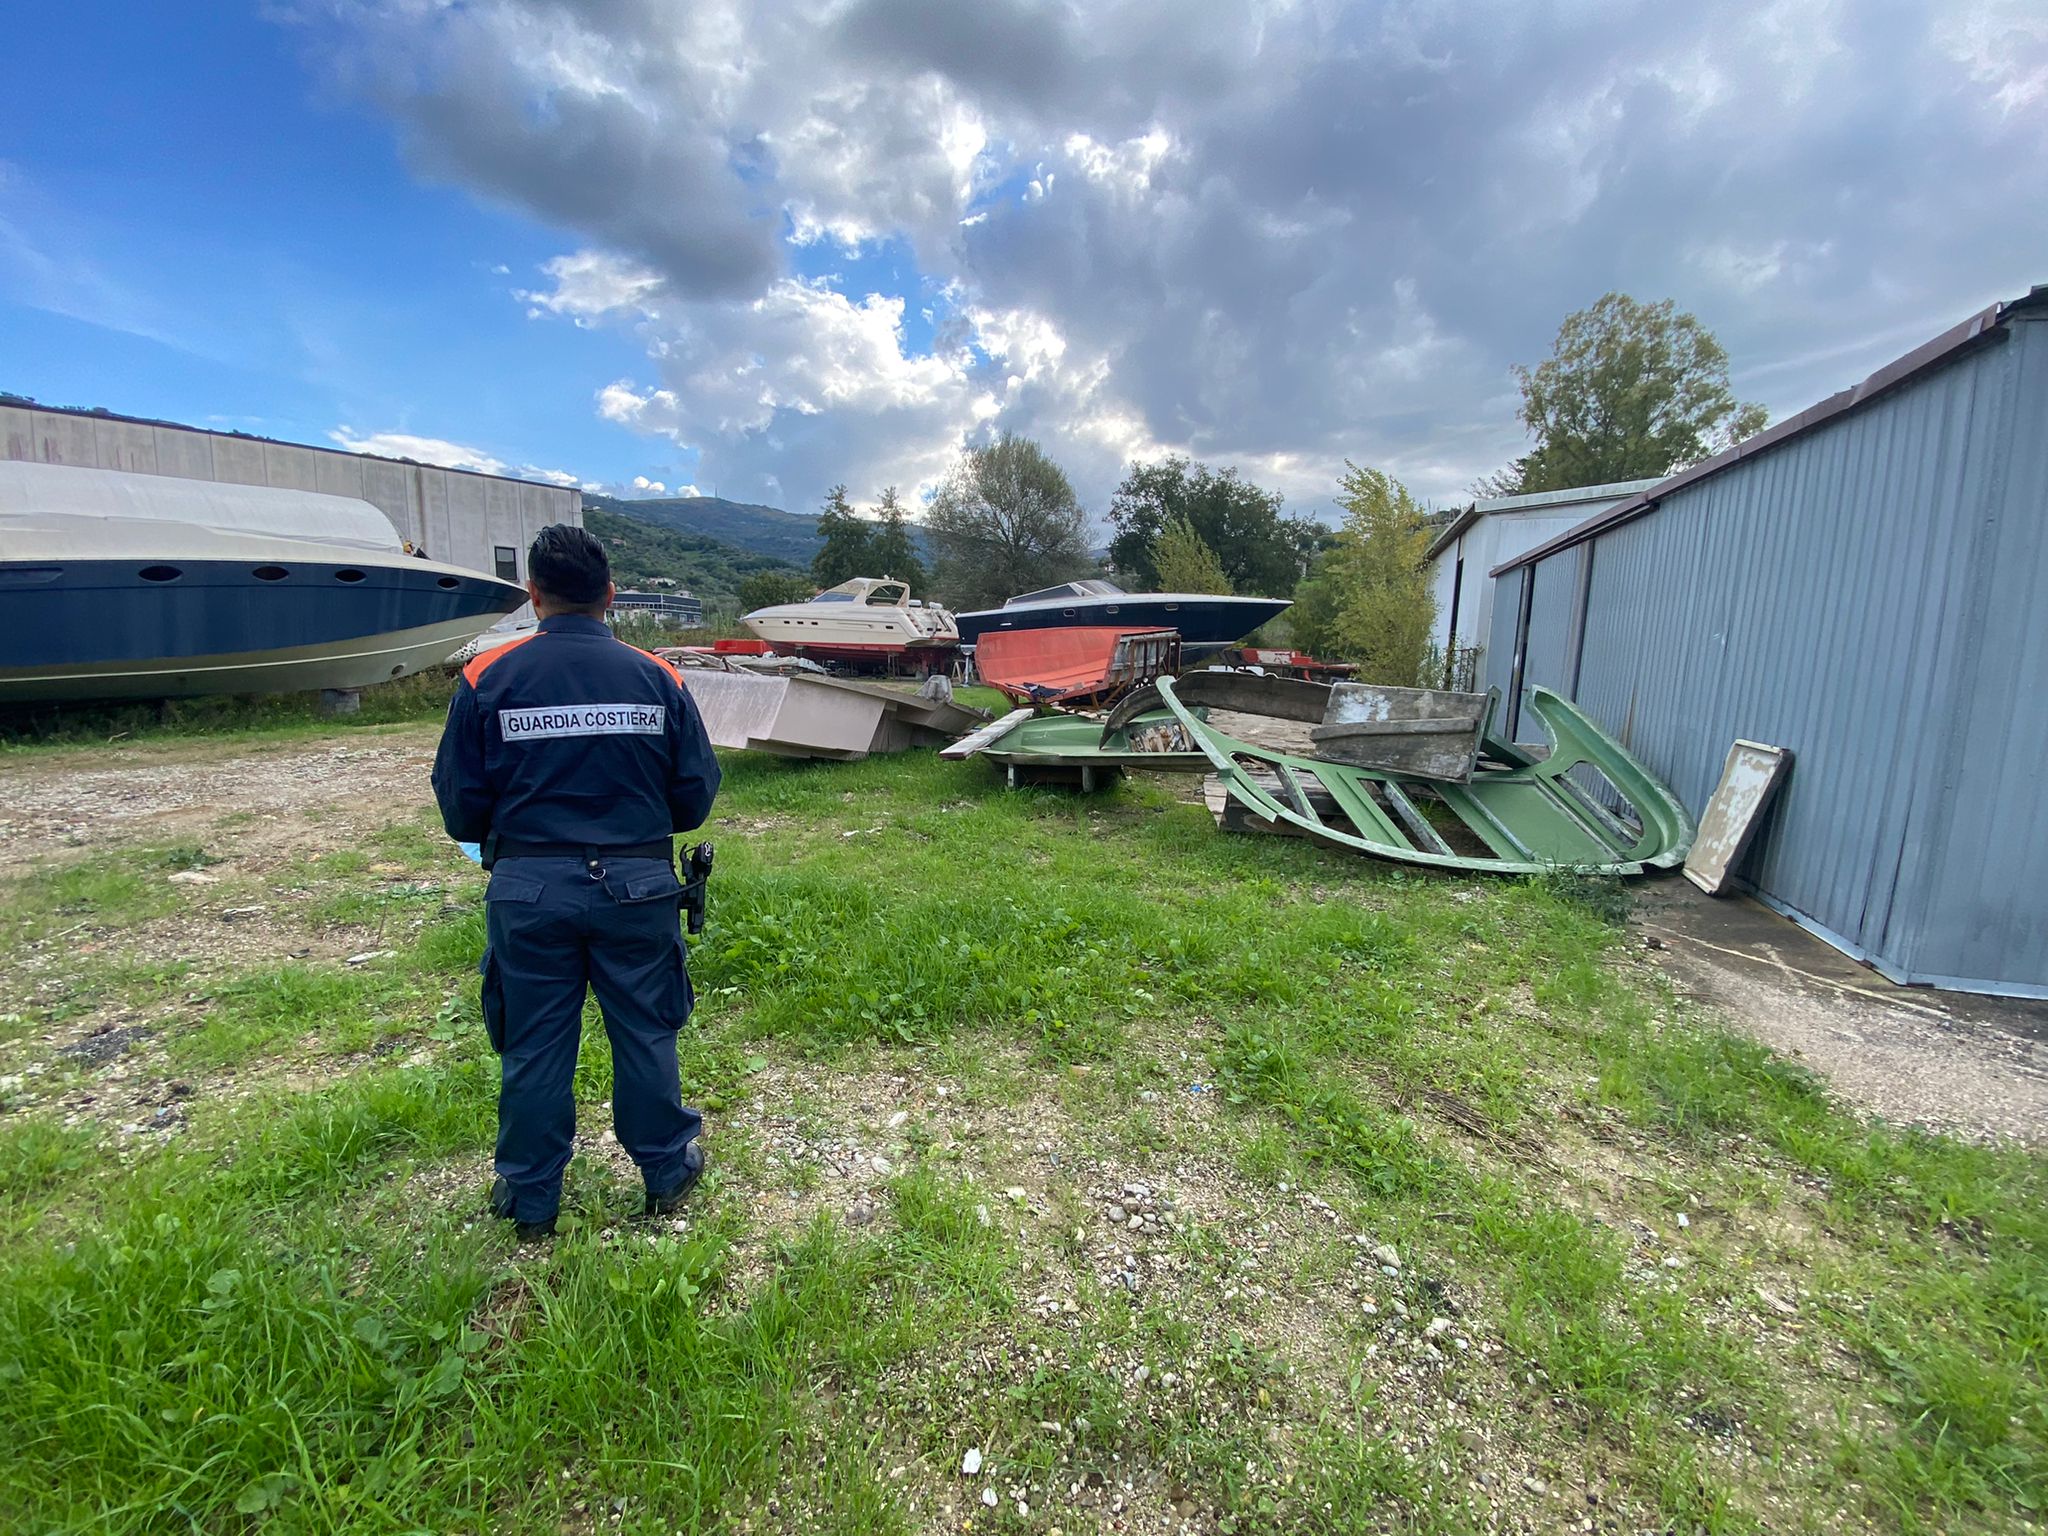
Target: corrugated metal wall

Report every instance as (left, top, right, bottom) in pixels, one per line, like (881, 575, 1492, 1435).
(1882, 316, 2048, 989)
(1484, 570, 1522, 701)
(1514, 546, 1585, 743)
(1500, 315, 2047, 996)
(0, 404, 579, 583)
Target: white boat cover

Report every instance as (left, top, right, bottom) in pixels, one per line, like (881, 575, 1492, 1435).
(0, 459, 402, 553)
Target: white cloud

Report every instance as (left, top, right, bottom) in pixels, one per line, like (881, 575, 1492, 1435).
(1060, 129, 1174, 193)
(330, 427, 509, 475)
(327, 426, 581, 487)
(516, 250, 666, 323)
(307, 0, 2048, 514)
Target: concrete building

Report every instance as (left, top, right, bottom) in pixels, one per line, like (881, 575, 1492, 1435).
(0, 398, 580, 588)
(1485, 287, 2048, 997)
(610, 590, 704, 626)
(1423, 479, 1657, 684)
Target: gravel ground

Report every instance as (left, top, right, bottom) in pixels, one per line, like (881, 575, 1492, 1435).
(0, 732, 439, 873)
(1633, 881, 2048, 1145)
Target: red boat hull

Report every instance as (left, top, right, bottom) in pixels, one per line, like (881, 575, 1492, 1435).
(773, 639, 956, 674)
(977, 626, 1180, 705)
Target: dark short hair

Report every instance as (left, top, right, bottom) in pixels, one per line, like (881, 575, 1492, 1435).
(528, 524, 610, 607)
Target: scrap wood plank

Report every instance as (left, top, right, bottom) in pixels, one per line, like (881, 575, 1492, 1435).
(940, 707, 1036, 760)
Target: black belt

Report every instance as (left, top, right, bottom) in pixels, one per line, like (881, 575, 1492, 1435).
(486, 837, 672, 867)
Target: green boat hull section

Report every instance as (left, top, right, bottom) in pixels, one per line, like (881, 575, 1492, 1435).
(967, 706, 1209, 771)
(1155, 678, 1693, 876)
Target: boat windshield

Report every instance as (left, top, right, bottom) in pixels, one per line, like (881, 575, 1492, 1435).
(809, 591, 855, 603)
(1007, 579, 1126, 606)
(864, 583, 908, 606)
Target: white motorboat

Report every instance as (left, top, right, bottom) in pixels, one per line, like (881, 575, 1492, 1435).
(0, 460, 527, 702)
(740, 577, 959, 670)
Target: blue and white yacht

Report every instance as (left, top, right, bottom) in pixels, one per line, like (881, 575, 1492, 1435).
(0, 460, 526, 702)
(954, 579, 1289, 662)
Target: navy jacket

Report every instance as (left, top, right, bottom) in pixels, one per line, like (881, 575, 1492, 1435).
(431, 614, 720, 848)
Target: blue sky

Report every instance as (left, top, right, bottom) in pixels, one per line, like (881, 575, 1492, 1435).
(4, 1, 2043, 519)
(0, 5, 688, 490)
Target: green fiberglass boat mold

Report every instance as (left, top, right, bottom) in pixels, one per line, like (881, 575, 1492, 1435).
(1151, 676, 1692, 876)
(949, 678, 1693, 876)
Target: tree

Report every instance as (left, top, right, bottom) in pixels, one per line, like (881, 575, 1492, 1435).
(811, 485, 876, 587)
(868, 485, 930, 592)
(1291, 464, 1436, 685)
(736, 569, 816, 613)
(1467, 458, 1531, 500)
(1483, 293, 1769, 496)
(1107, 456, 1315, 596)
(925, 434, 1093, 610)
(1151, 515, 1232, 595)
(1288, 561, 1345, 660)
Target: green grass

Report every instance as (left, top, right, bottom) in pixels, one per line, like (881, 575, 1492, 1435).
(0, 724, 2039, 1533)
(0, 850, 190, 946)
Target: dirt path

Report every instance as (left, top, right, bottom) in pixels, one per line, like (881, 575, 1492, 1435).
(1634, 881, 2047, 1145)
(0, 728, 441, 873)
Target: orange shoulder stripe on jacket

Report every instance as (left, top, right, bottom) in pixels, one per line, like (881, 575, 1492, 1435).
(462, 632, 541, 686)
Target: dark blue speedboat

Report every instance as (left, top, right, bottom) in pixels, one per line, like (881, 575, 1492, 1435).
(954, 579, 1289, 662)
(0, 461, 526, 702)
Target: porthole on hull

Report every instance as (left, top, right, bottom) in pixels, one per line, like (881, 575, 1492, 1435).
(253, 566, 289, 581)
(139, 565, 182, 582)
(335, 569, 367, 583)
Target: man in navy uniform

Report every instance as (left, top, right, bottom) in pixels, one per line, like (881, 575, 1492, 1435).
(433, 524, 720, 1241)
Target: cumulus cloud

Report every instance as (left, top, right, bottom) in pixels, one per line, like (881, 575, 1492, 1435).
(579, 274, 984, 503)
(304, 0, 2048, 517)
(515, 250, 666, 324)
(328, 426, 583, 488)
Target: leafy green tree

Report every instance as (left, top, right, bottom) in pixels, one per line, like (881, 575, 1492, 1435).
(1151, 515, 1232, 595)
(1287, 562, 1345, 659)
(926, 434, 1092, 610)
(1293, 464, 1436, 685)
(811, 485, 876, 587)
(868, 485, 930, 592)
(736, 569, 817, 613)
(1484, 294, 1769, 495)
(1468, 457, 1531, 499)
(1107, 456, 1314, 596)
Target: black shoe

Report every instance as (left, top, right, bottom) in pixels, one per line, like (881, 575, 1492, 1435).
(644, 1143, 706, 1216)
(489, 1177, 558, 1242)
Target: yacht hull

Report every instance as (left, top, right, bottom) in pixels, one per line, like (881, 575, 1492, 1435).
(750, 637, 957, 672)
(740, 578, 961, 673)
(955, 594, 1289, 660)
(0, 555, 525, 702)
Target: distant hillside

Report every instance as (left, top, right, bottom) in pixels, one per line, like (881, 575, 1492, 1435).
(584, 507, 805, 606)
(587, 493, 823, 565)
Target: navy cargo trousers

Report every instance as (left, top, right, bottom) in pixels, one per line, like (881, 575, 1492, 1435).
(479, 855, 701, 1224)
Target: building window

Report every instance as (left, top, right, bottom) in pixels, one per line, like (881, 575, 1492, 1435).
(494, 546, 517, 582)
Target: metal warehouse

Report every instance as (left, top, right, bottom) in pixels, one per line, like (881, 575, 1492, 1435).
(0, 398, 580, 585)
(1486, 286, 2048, 997)
(1424, 478, 1658, 680)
